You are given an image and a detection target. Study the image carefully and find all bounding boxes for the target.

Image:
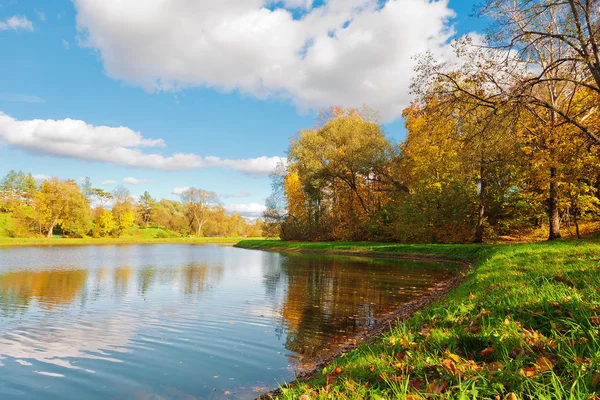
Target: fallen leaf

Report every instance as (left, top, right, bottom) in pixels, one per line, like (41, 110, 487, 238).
(535, 357, 554, 372)
(299, 395, 310, 400)
(442, 359, 457, 375)
(447, 352, 461, 363)
(481, 347, 495, 358)
(590, 316, 600, 325)
(505, 393, 518, 400)
(369, 364, 376, 373)
(410, 378, 424, 390)
(332, 366, 342, 376)
(519, 367, 538, 378)
(592, 374, 600, 388)
(325, 375, 336, 385)
(427, 379, 449, 394)
(486, 361, 504, 372)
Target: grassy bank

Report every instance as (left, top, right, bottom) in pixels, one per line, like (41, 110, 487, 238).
(0, 236, 250, 247)
(236, 240, 494, 261)
(239, 240, 600, 399)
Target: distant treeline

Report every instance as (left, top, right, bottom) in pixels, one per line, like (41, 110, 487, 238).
(0, 171, 262, 238)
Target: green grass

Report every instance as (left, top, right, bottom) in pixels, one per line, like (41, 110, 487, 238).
(236, 240, 494, 261)
(239, 240, 600, 399)
(0, 213, 11, 237)
(0, 236, 252, 247)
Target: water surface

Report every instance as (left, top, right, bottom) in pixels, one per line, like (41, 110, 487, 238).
(0, 244, 457, 399)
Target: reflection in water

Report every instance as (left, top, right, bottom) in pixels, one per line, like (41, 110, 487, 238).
(270, 254, 454, 358)
(0, 268, 88, 312)
(0, 245, 456, 400)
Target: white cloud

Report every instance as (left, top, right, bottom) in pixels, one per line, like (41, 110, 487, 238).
(0, 93, 44, 104)
(0, 112, 284, 175)
(123, 177, 152, 185)
(73, 0, 456, 121)
(0, 16, 34, 31)
(172, 186, 190, 196)
(224, 203, 266, 218)
(62, 39, 70, 50)
(32, 174, 51, 182)
(219, 191, 251, 199)
(102, 180, 117, 185)
(36, 11, 46, 22)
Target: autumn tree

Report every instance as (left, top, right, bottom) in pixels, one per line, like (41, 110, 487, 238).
(286, 107, 404, 241)
(180, 188, 218, 237)
(111, 185, 135, 237)
(34, 178, 92, 238)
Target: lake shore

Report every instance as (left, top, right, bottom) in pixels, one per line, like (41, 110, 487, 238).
(237, 240, 600, 399)
(0, 236, 250, 247)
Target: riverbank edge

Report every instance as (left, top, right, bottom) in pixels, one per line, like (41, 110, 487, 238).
(236, 240, 600, 399)
(0, 237, 250, 247)
(236, 240, 485, 399)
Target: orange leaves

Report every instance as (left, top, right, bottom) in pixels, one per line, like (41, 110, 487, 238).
(519, 367, 538, 378)
(590, 316, 600, 325)
(442, 358, 458, 375)
(325, 365, 343, 386)
(480, 347, 495, 358)
(519, 357, 554, 378)
(592, 374, 600, 388)
(534, 357, 554, 372)
(426, 379, 449, 394)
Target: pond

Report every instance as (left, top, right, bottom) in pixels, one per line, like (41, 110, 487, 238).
(0, 244, 458, 399)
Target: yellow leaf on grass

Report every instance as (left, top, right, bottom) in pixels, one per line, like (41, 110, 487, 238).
(519, 367, 538, 378)
(535, 357, 554, 372)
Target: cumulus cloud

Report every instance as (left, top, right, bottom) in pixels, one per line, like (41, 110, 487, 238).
(32, 174, 51, 182)
(224, 203, 266, 218)
(123, 177, 152, 185)
(0, 112, 284, 175)
(0, 16, 34, 31)
(172, 186, 190, 196)
(73, 0, 456, 121)
(219, 191, 251, 199)
(102, 180, 117, 185)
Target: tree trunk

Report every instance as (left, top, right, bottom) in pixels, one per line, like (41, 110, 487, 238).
(548, 167, 562, 240)
(475, 163, 486, 244)
(573, 207, 581, 239)
(47, 218, 57, 238)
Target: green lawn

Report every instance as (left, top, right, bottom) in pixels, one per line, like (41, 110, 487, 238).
(0, 236, 252, 247)
(239, 240, 600, 399)
(0, 213, 11, 237)
(236, 239, 495, 261)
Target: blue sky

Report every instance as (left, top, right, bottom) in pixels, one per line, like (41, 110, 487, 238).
(0, 0, 484, 217)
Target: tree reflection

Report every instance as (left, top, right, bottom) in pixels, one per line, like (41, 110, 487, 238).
(0, 268, 88, 313)
(182, 263, 223, 296)
(272, 254, 451, 359)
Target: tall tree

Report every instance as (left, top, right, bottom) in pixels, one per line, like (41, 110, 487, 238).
(138, 191, 154, 227)
(180, 188, 218, 237)
(34, 179, 92, 238)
